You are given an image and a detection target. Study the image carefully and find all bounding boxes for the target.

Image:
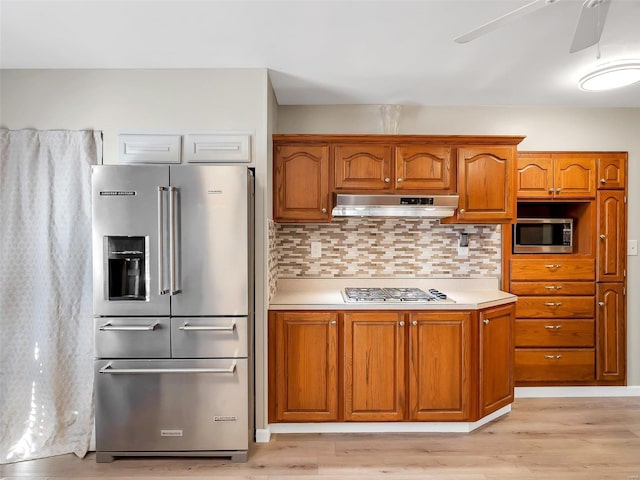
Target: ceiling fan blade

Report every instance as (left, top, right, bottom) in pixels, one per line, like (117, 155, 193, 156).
(569, 0, 611, 53)
(454, 0, 555, 44)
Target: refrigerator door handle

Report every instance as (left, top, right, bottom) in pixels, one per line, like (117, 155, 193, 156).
(168, 186, 181, 295)
(179, 320, 237, 332)
(99, 322, 160, 331)
(99, 361, 237, 375)
(158, 186, 169, 295)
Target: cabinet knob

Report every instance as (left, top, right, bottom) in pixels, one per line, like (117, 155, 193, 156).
(330, 320, 337, 325)
(412, 321, 418, 326)
(599, 234, 606, 239)
(599, 301, 605, 307)
(321, 208, 327, 213)
(399, 321, 405, 326)
(548, 188, 554, 193)
(600, 178, 606, 184)
(384, 177, 391, 183)
(544, 355, 563, 360)
(459, 208, 465, 214)
(397, 178, 403, 183)
(556, 188, 561, 193)
(483, 319, 490, 325)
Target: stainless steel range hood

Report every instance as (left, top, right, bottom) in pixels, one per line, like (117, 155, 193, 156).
(332, 194, 459, 218)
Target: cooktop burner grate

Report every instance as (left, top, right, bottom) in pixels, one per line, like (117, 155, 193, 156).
(342, 287, 453, 303)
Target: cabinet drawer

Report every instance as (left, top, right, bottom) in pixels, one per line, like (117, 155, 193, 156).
(515, 349, 595, 382)
(510, 281, 595, 296)
(515, 296, 594, 318)
(510, 259, 595, 281)
(515, 319, 594, 347)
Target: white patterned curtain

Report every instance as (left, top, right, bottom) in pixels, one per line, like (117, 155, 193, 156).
(0, 129, 101, 463)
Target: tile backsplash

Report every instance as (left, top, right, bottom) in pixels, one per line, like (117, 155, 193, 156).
(272, 218, 502, 282)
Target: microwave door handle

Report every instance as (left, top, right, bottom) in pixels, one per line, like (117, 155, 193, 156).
(158, 187, 169, 295)
(168, 186, 181, 295)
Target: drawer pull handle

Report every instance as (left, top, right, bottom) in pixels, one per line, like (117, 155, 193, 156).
(544, 325, 563, 329)
(179, 321, 236, 332)
(544, 355, 563, 360)
(544, 264, 562, 269)
(99, 322, 159, 331)
(544, 302, 563, 307)
(99, 361, 237, 375)
(544, 285, 562, 290)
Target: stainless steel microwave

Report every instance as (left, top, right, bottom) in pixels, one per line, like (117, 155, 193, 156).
(513, 218, 573, 254)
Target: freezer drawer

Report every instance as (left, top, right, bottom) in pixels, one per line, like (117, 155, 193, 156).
(171, 317, 248, 358)
(94, 318, 170, 359)
(95, 359, 248, 452)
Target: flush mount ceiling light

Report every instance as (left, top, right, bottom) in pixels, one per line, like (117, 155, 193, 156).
(579, 60, 640, 91)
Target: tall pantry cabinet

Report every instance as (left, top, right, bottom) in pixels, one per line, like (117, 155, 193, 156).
(506, 152, 627, 386)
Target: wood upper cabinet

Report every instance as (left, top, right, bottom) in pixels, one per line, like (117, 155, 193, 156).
(452, 146, 515, 223)
(274, 144, 330, 222)
(597, 155, 626, 189)
(394, 145, 454, 192)
(408, 312, 472, 421)
(343, 312, 405, 421)
(597, 190, 626, 282)
(479, 304, 514, 417)
(269, 311, 339, 422)
(333, 144, 393, 190)
(517, 153, 596, 199)
(596, 283, 626, 383)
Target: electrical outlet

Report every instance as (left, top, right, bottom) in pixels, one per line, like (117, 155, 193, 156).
(629, 239, 638, 256)
(457, 246, 469, 258)
(310, 241, 322, 258)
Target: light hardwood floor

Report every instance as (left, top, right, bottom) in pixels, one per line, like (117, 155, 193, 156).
(1, 397, 639, 479)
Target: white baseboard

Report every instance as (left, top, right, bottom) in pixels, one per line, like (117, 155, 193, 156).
(263, 405, 510, 438)
(515, 385, 640, 398)
(255, 427, 271, 443)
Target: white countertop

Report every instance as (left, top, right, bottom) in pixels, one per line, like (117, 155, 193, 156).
(269, 277, 517, 311)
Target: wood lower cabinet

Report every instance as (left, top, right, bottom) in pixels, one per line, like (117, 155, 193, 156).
(596, 283, 626, 383)
(269, 304, 514, 423)
(269, 311, 339, 422)
(409, 312, 472, 421)
(273, 144, 330, 222)
(343, 312, 405, 421)
(479, 305, 514, 417)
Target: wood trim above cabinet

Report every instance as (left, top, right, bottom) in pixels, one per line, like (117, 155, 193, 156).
(273, 134, 526, 146)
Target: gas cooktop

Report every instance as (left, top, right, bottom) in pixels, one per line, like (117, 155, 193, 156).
(342, 287, 454, 304)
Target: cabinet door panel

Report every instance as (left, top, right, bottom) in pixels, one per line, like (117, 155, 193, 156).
(271, 312, 338, 422)
(456, 146, 514, 222)
(344, 312, 405, 421)
(596, 283, 626, 383)
(597, 190, 626, 282)
(274, 144, 330, 222)
(597, 155, 626, 190)
(553, 156, 596, 199)
(334, 144, 392, 190)
(395, 145, 453, 191)
(517, 154, 553, 198)
(409, 312, 471, 421)
(479, 304, 514, 417)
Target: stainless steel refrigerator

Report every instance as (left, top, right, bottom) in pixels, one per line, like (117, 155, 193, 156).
(91, 165, 254, 463)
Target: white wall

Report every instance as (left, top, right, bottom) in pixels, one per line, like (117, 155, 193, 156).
(0, 68, 273, 430)
(277, 104, 640, 386)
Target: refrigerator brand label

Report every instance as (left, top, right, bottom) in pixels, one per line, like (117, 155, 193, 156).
(100, 190, 137, 196)
(213, 415, 238, 422)
(160, 429, 183, 437)
(207, 189, 223, 195)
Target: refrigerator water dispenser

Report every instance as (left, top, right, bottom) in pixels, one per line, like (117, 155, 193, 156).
(105, 236, 148, 301)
